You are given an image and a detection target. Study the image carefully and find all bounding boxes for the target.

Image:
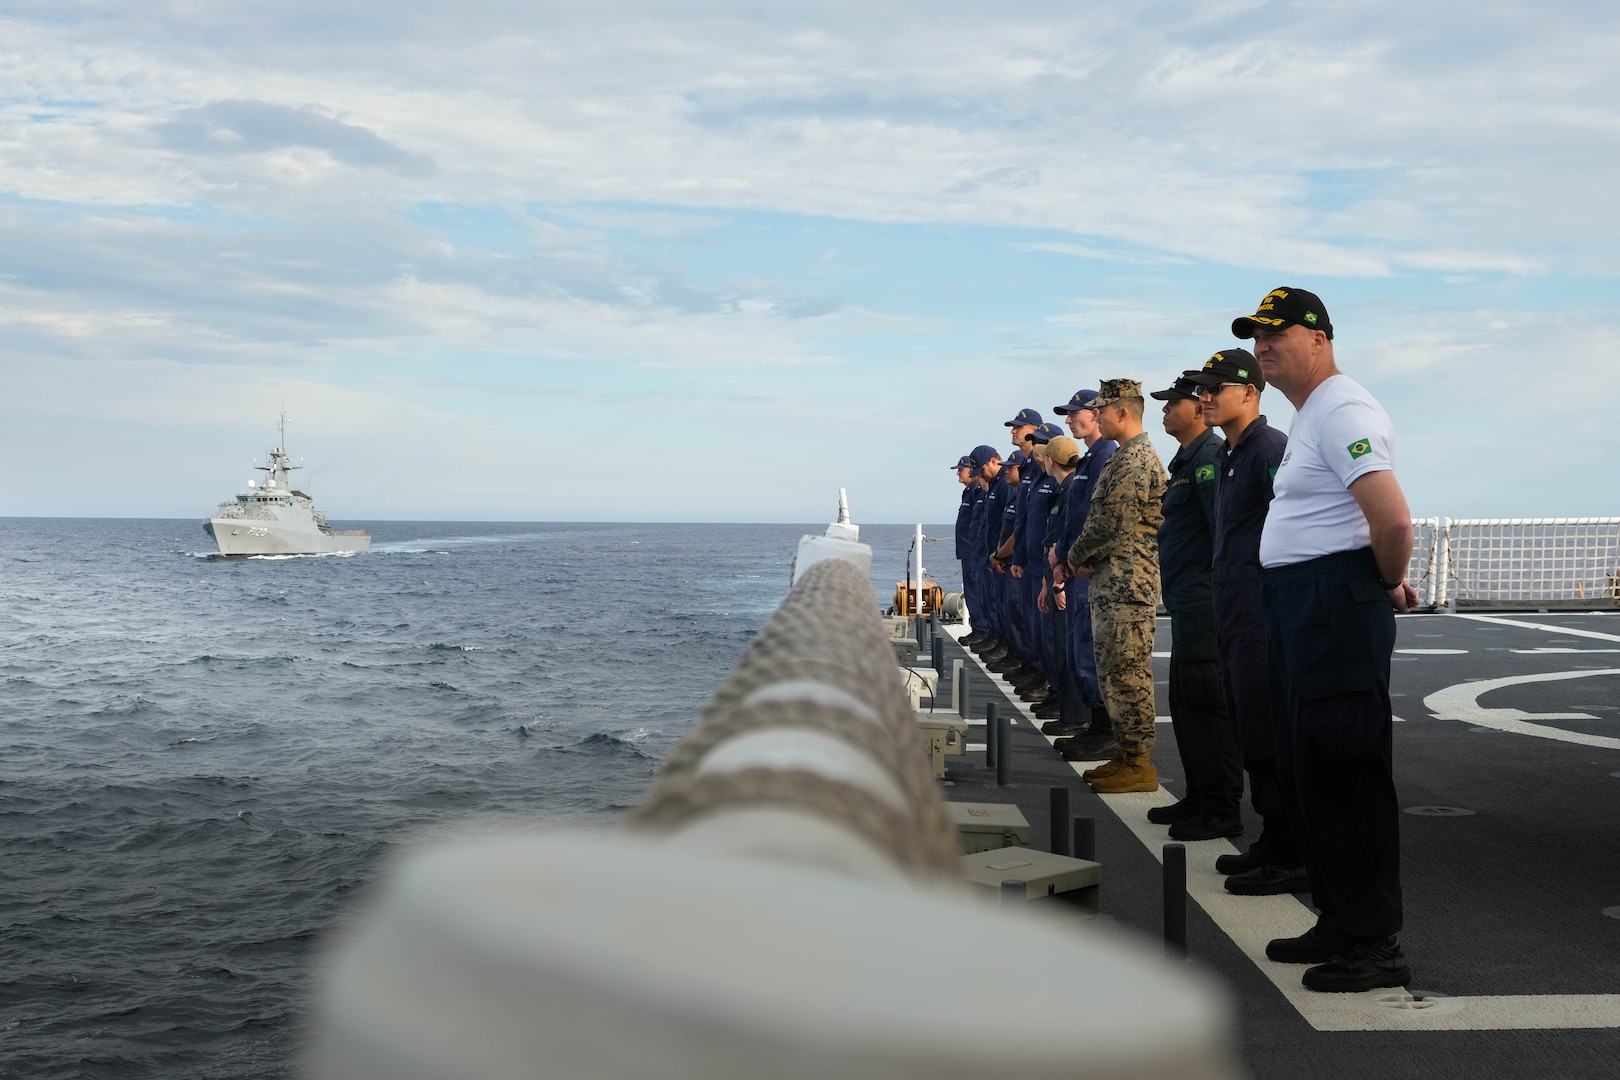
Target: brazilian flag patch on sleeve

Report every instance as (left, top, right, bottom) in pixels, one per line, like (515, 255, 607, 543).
(1347, 438, 1373, 460)
(1194, 463, 1215, 483)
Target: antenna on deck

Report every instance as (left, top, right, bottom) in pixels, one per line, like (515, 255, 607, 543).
(825, 488, 858, 542)
(278, 404, 288, 453)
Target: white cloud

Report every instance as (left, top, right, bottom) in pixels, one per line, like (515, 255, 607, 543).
(1, 2, 1617, 518)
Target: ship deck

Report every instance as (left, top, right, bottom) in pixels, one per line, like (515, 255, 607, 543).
(931, 609, 1620, 1079)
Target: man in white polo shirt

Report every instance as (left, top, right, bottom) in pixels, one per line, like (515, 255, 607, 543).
(1233, 286, 1418, 993)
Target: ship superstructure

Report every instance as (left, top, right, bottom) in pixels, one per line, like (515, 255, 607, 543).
(203, 414, 369, 557)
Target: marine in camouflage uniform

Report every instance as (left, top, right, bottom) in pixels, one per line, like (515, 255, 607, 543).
(1067, 379, 1167, 789)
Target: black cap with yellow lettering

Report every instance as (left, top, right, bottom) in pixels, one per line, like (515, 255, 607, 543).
(1184, 348, 1264, 390)
(1231, 286, 1333, 341)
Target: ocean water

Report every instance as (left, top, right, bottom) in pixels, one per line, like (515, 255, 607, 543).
(0, 518, 959, 1078)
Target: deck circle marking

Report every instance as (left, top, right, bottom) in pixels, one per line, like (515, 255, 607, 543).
(1423, 669, 1620, 750)
(1372, 993, 1438, 1011)
(1396, 648, 1468, 655)
(1404, 806, 1476, 817)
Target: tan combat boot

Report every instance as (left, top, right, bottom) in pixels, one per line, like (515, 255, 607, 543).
(1082, 754, 1126, 781)
(1088, 753, 1159, 793)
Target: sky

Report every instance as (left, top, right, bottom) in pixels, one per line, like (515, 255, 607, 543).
(2, 1, 1616, 523)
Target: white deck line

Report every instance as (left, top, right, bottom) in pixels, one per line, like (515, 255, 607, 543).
(1447, 613, 1620, 644)
(944, 620, 1620, 1031)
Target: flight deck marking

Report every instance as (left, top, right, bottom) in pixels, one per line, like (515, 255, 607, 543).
(946, 623, 1620, 1030)
(1424, 669, 1620, 750)
(1448, 613, 1620, 645)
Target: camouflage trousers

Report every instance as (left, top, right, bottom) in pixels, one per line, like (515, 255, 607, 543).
(1091, 599, 1158, 756)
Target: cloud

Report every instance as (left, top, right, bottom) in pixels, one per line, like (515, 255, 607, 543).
(1, 2, 1617, 519)
(156, 99, 434, 176)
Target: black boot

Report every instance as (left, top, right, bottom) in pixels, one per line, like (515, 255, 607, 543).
(1225, 863, 1310, 895)
(1146, 798, 1200, 825)
(1266, 913, 1353, 964)
(1168, 813, 1244, 841)
(1059, 728, 1119, 761)
(1215, 840, 1270, 875)
(1302, 937, 1411, 992)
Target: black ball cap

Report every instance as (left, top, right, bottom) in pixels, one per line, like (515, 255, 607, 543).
(1184, 348, 1264, 390)
(1231, 286, 1333, 341)
(1149, 376, 1202, 402)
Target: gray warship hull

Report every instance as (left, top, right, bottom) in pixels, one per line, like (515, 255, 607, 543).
(204, 517, 369, 557)
(203, 414, 370, 557)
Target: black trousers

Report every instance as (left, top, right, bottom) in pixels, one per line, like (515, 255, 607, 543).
(1167, 604, 1242, 816)
(1262, 548, 1402, 939)
(1214, 577, 1300, 865)
(1045, 573, 1088, 724)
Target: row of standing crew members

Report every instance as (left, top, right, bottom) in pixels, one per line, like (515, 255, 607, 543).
(954, 397, 1118, 744)
(950, 285, 1415, 996)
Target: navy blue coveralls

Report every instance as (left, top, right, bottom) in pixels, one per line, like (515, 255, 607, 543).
(1212, 415, 1300, 865)
(1045, 471, 1087, 722)
(979, 473, 1013, 641)
(1160, 430, 1242, 818)
(1059, 439, 1116, 710)
(1018, 464, 1060, 688)
(996, 472, 1026, 662)
(967, 485, 991, 637)
(957, 484, 984, 631)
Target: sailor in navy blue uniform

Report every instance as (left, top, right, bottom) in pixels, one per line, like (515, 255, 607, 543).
(994, 408, 1043, 671)
(953, 454, 988, 647)
(1234, 286, 1416, 993)
(1035, 433, 1089, 732)
(990, 450, 1028, 671)
(1049, 389, 1117, 758)
(1148, 374, 1242, 841)
(1018, 425, 1064, 716)
(1187, 349, 1307, 896)
(966, 445, 1007, 655)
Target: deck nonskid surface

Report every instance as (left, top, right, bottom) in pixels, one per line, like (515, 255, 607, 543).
(932, 611, 1620, 1077)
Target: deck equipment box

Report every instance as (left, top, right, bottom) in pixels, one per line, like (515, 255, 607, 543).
(915, 713, 968, 778)
(947, 802, 1031, 854)
(959, 848, 1102, 915)
(902, 667, 939, 710)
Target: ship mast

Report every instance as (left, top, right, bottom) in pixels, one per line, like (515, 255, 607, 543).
(256, 409, 300, 489)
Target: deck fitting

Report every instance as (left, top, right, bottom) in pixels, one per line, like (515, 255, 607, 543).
(1404, 806, 1477, 816)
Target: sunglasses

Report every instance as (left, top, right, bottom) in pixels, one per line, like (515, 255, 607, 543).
(1197, 382, 1247, 398)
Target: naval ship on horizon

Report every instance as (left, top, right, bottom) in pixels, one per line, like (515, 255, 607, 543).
(203, 413, 370, 557)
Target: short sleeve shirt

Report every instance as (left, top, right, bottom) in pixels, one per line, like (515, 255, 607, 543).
(1260, 375, 1395, 568)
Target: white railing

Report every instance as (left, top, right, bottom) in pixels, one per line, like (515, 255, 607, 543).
(1407, 518, 1620, 609)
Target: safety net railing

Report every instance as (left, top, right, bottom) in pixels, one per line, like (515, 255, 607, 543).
(1407, 518, 1620, 609)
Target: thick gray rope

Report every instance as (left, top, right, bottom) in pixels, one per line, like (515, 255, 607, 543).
(631, 558, 958, 877)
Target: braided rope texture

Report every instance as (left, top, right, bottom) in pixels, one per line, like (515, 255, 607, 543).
(631, 558, 958, 877)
